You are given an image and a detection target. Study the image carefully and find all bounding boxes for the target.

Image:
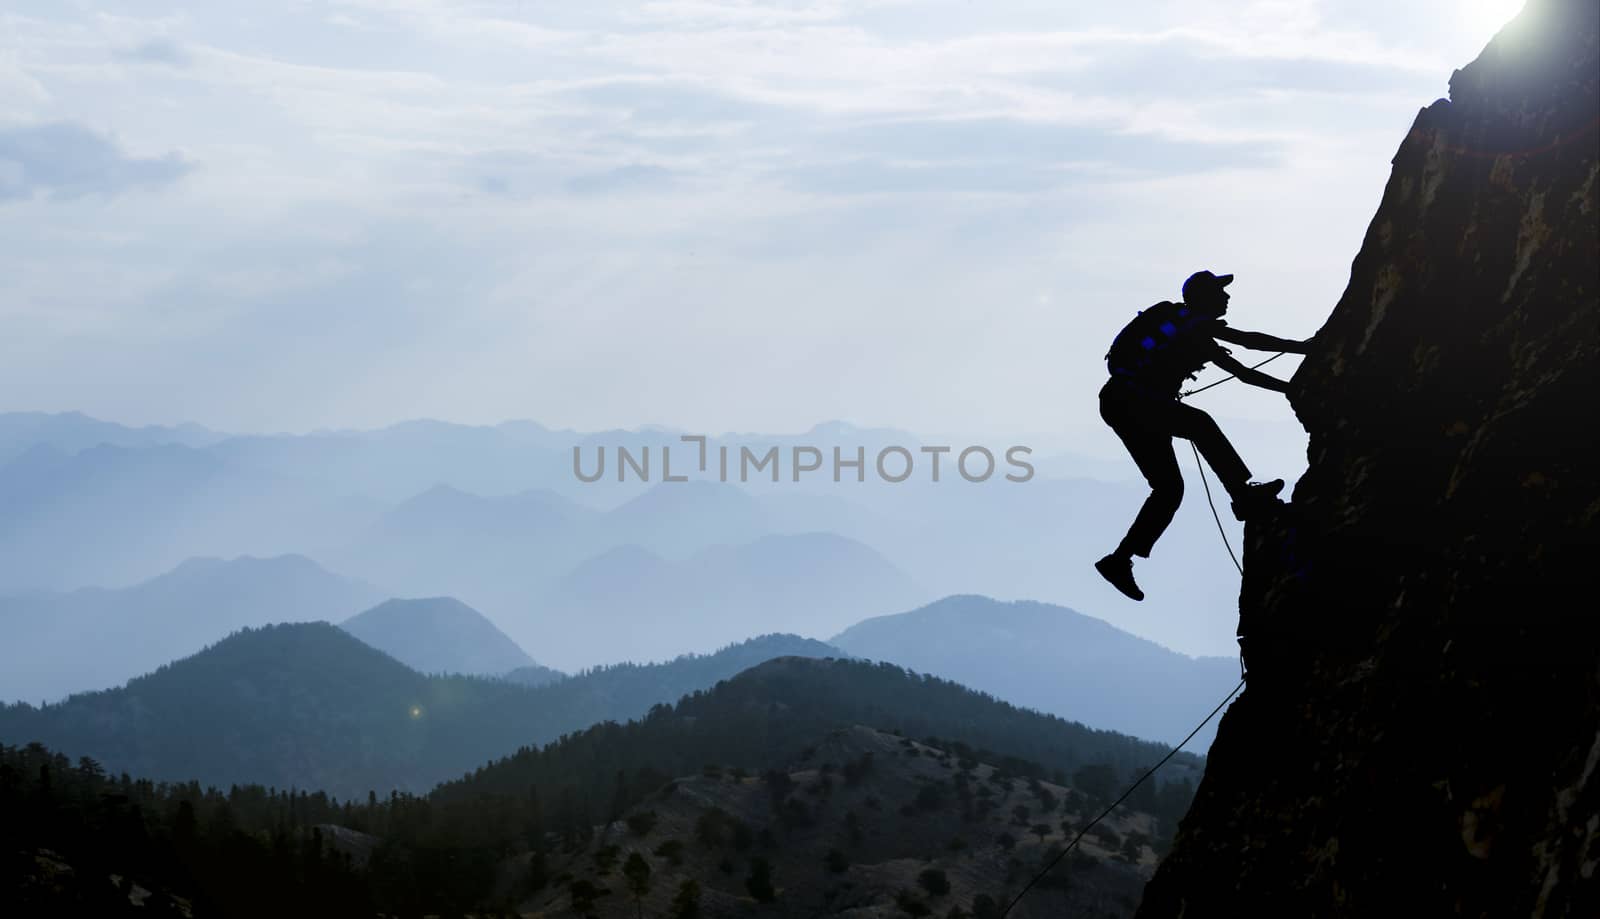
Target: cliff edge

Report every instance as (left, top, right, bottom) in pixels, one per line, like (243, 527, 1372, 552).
(1138, 1, 1598, 916)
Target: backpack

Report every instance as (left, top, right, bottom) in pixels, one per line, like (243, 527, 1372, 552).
(1104, 301, 1220, 388)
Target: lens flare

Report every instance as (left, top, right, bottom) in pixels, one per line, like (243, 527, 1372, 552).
(1464, 0, 1528, 37)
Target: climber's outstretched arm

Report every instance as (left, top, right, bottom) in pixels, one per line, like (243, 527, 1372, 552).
(1214, 326, 1310, 353)
(1213, 352, 1290, 394)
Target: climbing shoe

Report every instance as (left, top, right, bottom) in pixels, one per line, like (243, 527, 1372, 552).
(1230, 479, 1285, 521)
(1095, 554, 1145, 601)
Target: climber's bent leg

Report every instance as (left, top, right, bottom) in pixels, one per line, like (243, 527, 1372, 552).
(1164, 401, 1252, 498)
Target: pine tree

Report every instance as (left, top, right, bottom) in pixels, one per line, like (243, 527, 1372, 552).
(623, 851, 652, 919)
(670, 878, 701, 919)
(745, 856, 776, 902)
(525, 784, 545, 850)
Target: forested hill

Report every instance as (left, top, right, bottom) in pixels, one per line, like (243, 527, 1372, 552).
(0, 622, 536, 798)
(528, 726, 1160, 918)
(1, 716, 1191, 918)
(0, 627, 1194, 805)
(510, 633, 842, 716)
(435, 656, 1202, 816)
(0, 626, 836, 799)
(2, 651, 1208, 916)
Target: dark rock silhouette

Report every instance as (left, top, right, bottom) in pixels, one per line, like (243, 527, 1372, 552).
(1137, 1, 1598, 916)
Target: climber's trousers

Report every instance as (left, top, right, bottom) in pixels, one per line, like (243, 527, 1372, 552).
(1099, 380, 1252, 558)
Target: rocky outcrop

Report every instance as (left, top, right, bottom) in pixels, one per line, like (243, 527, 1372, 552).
(1137, 1, 1598, 916)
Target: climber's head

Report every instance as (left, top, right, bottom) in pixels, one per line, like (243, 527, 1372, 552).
(1182, 270, 1233, 316)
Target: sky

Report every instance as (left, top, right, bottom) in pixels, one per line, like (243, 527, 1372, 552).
(1, 0, 1529, 449)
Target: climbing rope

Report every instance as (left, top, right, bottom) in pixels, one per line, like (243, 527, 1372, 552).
(996, 676, 1245, 918)
(1179, 356, 1290, 676)
(1179, 350, 1293, 577)
(1189, 442, 1242, 577)
(1179, 351, 1286, 399)
(999, 352, 1292, 915)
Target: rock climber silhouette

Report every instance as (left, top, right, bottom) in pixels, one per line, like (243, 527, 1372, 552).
(1094, 270, 1310, 601)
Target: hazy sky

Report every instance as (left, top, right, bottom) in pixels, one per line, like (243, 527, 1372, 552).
(2, 0, 1527, 444)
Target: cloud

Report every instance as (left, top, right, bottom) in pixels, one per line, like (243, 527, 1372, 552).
(564, 163, 677, 195)
(1029, 39, 1434, 102)
(120, 37, 191, 67)
(1, 0, 1483, 442)
(457, 150, 563, 198)
(772, 117, 1281, 195)
(0, 57, 50, 113)
(560, 79, 778, 125)
(777, 158, 1063, 195)
(0, 121, 193, 202)
(454, 152, 681, 198)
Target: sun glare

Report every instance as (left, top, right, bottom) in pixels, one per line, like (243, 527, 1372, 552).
(1463, 0, 1528, 37)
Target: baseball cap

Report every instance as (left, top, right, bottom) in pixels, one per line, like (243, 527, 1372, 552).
(1182, 270, 1234, 302)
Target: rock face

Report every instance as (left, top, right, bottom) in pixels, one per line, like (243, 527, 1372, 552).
(1137, 2, 1598, 917)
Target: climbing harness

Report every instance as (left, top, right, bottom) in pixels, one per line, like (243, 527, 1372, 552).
(998, 353, 1291, 916)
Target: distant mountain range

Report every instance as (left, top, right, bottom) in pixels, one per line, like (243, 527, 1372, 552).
(536, 532, 921, 669)
(831, 595, 1242, 747)
(327, 472, 1250, 665)
(340, 597, 541, 676)
(0, 554, 384, 704)
(0, 409, 1263, 668)
(329, 483, 596, 602)
(328, 481, 924, 668)
(0, 410, 224, 465)
(0, 442, 382, 591)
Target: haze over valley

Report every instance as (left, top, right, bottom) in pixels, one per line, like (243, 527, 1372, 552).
(3, 0, 1566, 914)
